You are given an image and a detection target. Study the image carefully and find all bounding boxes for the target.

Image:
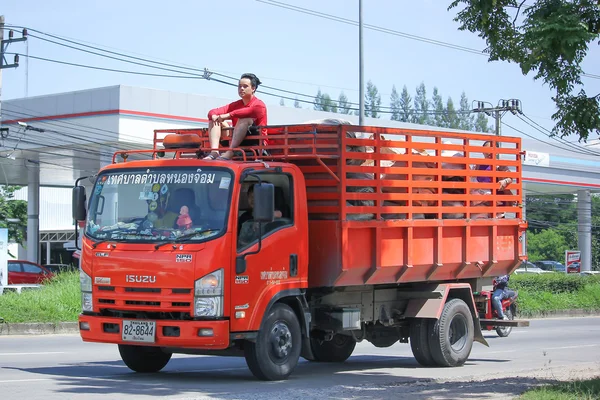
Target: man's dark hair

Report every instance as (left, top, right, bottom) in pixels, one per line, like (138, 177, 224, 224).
(241, 73, 262, 90)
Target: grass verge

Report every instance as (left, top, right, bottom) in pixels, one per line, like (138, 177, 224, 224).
(0, 271, 80, 323)
(519, 378, 600, 400)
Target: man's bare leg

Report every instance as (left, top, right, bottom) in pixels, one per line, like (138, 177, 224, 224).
(220, 118, 253, 160)
(203, 120, 223, 159)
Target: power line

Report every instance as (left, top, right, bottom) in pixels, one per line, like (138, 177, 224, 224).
(502, 121, 600, 157)
(517, 114, 600, 157)
(6, 26, 483, 114)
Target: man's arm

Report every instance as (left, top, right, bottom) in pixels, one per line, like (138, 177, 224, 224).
(228, 101, 266, 120)
(208, 102, 238, 119)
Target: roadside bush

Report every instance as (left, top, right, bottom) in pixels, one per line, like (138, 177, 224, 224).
(511, 273, 591, 293)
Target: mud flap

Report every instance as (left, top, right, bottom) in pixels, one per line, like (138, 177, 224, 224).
(473, 317, 489, 347)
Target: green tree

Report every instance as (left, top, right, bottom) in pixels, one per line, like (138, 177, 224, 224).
(337, 92, 352, 114)
(413, 82, 431, 125)
(431, 87, 445, 127)
(0, 186, 27, 252)
(390, 85, 402, 121)
(527, 228, 569, 262)
(474, 112, 492, 132)
(365, 80, 381, 118)
(314, 90, 337, 113)
(458, 92, 475, 131)
(525, 194, 577, 232)
(294, 97, 302, 108)
(449, 0, 600, 141)
(444, 97, 460, 129)
(399, 85, 413, 123)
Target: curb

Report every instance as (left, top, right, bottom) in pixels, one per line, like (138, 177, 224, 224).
(1, 311, 600, 336)
(0, 322, 79, 336)
(526, 309, 600, 319)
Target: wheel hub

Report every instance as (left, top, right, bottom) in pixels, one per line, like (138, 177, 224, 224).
(270, 322, 292, 359)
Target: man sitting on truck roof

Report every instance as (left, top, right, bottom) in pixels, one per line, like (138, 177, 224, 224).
(203, 73, 268, 161)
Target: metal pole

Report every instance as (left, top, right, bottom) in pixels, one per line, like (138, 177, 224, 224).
(1, 15, 5, 129)
(25, 39, 28, 97)
(495, 111, 501, 136)
(577, 190, 592, 272)
(358, 0, 364, 125)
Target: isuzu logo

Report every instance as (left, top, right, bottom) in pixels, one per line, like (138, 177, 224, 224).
(126, 275, 156, 283)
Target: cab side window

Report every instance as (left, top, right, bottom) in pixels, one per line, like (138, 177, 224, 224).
(237, 173, 293, 251)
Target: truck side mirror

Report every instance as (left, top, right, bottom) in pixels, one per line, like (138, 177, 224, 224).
(252, 183, 275, 223)
(72, 186, 87, 221)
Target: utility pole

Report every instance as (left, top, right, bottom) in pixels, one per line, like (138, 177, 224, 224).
(1, 16, 28, 130)
(473, 99, 523, 136)
(358, 0, 365, 126)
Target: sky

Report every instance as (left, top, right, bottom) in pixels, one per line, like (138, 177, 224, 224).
(1, 0, 599, 145)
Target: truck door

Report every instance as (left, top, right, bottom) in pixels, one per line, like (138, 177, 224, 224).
(230, 170, 304, 333)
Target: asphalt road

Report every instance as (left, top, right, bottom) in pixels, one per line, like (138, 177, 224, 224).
(1, 317, 599, 400)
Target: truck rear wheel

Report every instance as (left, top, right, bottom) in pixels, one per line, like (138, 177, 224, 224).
(409, 319, 436, 367)
(310, 333, 356, 362)
(244, 303, 302, 381)
(118, 344, 172, 373)
(428, 298, 474, 367)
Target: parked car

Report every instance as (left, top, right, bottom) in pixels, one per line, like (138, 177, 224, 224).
(567, 262, 581, 273)
(43, 263, 77, 274)
(580, 271, 600, 276)
(7, 260, 55, 285)
(534, 260, 566, 273)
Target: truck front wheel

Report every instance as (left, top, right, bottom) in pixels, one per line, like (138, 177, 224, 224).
(428, 298, 474, 367)
(118, 344, 172, 373)
(310, 333, 356, 362)
(244, 303, 302, 381)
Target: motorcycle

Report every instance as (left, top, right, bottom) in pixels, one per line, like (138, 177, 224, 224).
(475, 278, 519, 337)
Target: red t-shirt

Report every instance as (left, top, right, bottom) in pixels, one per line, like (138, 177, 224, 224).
(208, 97, 272, 145)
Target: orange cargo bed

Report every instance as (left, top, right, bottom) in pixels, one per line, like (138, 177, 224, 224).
(153, 123, 527, 288)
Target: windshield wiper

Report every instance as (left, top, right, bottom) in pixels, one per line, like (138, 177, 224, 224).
(154, 229, 220, 250)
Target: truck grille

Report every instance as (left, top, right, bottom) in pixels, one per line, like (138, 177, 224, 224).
(95, 286, 192, 312)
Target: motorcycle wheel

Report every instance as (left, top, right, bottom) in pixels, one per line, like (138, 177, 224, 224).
(495, 308, 513, 337)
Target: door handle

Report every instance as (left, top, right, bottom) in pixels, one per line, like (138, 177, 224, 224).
(289, 254, 298, 277)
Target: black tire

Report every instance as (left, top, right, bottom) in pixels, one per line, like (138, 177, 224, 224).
(496, 308, 514, 337)
(244, 303, 302, 381)
(310, 333, 356, 362)
(428, 298, 474, 367)
(410, 319, 436, 367)
(118, 344, 172, 373)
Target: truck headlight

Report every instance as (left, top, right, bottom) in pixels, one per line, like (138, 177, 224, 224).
(80, 270, 92, 292)
(80, 270, 93, 312)
(82, 292, 93, 312)
(194, 269, 223, 317)
(194, 296, 222, 317)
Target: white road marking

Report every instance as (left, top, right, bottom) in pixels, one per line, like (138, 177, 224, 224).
(0, 351, 68, 356)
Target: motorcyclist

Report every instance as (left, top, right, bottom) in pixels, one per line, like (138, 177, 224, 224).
(492, 274, 516, 320)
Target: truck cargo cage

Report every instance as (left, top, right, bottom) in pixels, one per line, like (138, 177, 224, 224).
(146, 123, 524, 222)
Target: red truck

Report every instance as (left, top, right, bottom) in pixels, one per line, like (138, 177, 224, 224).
(72, 122, 528, 380)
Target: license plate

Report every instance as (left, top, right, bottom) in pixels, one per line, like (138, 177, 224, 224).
(122, 320, 156, 343)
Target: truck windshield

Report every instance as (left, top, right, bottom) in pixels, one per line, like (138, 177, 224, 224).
(86, 167, 233, 244)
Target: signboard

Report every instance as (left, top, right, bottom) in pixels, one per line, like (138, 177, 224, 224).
(523, 151, 550, 167)
(0, 228, 8, 288)
(565, 250, 581, 274)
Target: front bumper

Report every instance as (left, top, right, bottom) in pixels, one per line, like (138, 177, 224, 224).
(78, 314, 230, 349)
